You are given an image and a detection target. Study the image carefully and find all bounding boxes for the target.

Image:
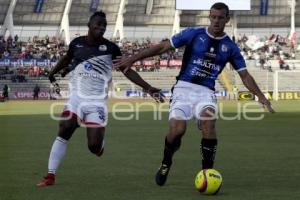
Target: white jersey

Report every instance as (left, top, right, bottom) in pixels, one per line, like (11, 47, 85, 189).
(69, 55, 112, 100)
(66, 36, 122, 100)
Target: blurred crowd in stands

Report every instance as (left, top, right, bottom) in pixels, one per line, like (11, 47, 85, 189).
(0, 34, 66, 60)
(0, 34, 67, 81)
(0, 33, 299, 81)
(236, 34, 298, 71)
(114, 38, 184, 72)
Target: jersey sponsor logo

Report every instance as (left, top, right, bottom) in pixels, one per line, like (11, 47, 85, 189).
(99, 45, 107, 51)
(76, 44, 84, 48)
(84, 63, 93, 71)
(190, 68, 216, 79)
(192, 58, 221, 71)
(78, 72, 103, 79)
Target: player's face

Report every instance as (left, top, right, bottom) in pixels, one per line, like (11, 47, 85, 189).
(208, 8, 229, 36)
(88, 16, 107, 39)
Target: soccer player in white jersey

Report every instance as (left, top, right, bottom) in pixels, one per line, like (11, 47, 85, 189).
(37, 11, 164, 187)
(114, 2, 275, 186)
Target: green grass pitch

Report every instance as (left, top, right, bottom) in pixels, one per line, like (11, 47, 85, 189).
(0, 100, 300, 200)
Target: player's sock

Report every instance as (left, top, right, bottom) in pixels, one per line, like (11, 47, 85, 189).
(155, 137, 181, 186)
(48, 136, 68, 174)
(162, 137, 181, 166)
(201, 138, 217, 169)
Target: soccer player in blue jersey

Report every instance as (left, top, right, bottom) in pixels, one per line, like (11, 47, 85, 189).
(37, 11, 164, 187)
(114, 2, 275, 186)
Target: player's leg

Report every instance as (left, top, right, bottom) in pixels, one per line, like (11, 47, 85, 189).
(83, 103, 107, 156)
(86, 126, 106, 156)
(162, 118, 187, 166)
(49, 111, 80, 172)
(199, 106, 217, 169)
(155, 84, 192, 186)
(37, 110, 80, 187)
(155, 118, 187, 186)
(194, 87, 218, 170)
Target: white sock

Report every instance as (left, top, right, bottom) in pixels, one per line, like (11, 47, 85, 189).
(48, 137, 68, 175)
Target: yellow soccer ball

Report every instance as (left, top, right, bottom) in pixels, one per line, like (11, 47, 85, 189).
(194, 169, 223, 195)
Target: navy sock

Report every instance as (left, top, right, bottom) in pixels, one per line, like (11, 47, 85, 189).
(201, 138, 217, 169)
(162, 137, 181, 166)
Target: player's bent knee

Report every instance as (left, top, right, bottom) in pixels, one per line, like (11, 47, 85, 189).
(169, 127, 185, 137)
(59, 118, 78, 130)
(58, 121, 78, 140)
(200, 106, 216, 120)
(169, 119, 186, 137)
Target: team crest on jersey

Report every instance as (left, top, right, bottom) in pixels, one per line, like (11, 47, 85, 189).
(99, 45, 107, 51)
(84, 63, 93, 71)
(221, 44, 228, 52)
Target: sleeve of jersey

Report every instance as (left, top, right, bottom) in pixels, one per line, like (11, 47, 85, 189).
(66, 39, 76, 58)
(112, 44, 122, 60)
(230, 45, 247, 72)
(170, 28, 198, 48)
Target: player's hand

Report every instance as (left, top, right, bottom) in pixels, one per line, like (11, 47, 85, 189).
(258, 96, 275, 113)
(52, 82, 61, 95)
(49, 73, 56, 83)
(113, 56, 135, 73)
(146, 87, 165, 103)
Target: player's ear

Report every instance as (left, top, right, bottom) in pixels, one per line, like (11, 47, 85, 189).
(226, 16, 230, 23)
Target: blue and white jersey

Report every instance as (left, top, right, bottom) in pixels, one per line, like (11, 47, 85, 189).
(170, 27, 246, 90)
(67, 36, 121, 99)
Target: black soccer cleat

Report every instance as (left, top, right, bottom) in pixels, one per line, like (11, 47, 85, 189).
(155, 163, 171, 186)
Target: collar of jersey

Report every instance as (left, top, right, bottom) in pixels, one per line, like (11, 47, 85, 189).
(205, 27, 227, 40)
(85, 36, 106, 46)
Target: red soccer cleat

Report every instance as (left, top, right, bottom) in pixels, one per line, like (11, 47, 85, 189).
(36, 173, 55, 187)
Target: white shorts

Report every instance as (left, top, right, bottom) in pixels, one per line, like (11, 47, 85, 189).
(63, 95, 108, 127)
(169, 81, 217, 121)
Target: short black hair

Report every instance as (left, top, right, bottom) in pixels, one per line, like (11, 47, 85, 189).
(210, 2, 229, 16)
(89, 10, 106, 22)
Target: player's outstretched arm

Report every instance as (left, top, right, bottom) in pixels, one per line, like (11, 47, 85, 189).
(113, 40, 173, 73)
(238, 69, 275, 113)
(48, 55, 72, 95)
(49, 55, 72, 83)
(122, 68, 165, 103)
